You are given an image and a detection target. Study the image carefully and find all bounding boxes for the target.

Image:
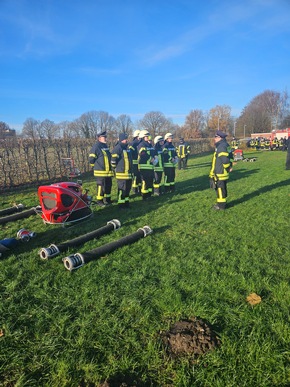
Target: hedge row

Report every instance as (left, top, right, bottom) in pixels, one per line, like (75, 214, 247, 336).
(0, 138, 212, 189)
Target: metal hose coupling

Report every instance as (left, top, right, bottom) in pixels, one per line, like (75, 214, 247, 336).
(138, 225, 153, 237)
(107, 219, 122, 230)
(39, 244, 60, 260)
(63, 253, 85, 271)
(16, 229, 37, 242)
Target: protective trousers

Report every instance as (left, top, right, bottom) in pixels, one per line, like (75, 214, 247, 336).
(117, 179, 132, 207)
(215, 180, 227, 209)
(164, 167, 175, 192)
(132, 164, 141, 192)
(153, 171, 163, 195)
(96, 177, 112, 203)
(139, 169, 154, 199)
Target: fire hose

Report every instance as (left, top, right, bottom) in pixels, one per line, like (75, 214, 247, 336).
(0, 203, 24, 217)
(0, 206, 41, 225)
(39, 219, 121, 260)
(63, 225, 153, 271)
(0, 229, 36, 258)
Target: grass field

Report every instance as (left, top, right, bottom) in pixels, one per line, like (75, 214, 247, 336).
(1, 149, 290, 387)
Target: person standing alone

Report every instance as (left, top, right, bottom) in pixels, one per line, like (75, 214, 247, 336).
(209, 130, 232, 210)
(89, 131, 114, 207)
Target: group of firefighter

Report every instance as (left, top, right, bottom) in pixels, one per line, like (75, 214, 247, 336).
(89, 130, 191, 209)
(249, 136, 288, 151)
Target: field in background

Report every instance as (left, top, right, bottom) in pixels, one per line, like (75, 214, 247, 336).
(1, 150, 290, 386)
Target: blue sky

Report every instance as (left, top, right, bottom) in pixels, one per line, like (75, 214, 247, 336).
(1, 0, 290, 131)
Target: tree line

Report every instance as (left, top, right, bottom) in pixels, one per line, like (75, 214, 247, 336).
(1, 89, 290, 142)
(1, 88, 289, 188)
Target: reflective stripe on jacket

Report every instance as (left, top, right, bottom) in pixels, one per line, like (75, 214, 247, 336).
(111, 143, 133, 179)
(137, 140, 155, 170)
(209, 139, 231, 181)
(89, 141, 114, 177)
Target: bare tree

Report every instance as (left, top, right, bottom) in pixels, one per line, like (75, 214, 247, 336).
(139, 111, 174, 138)
(75, 110, 115, 139)
(183, 109, 204, 139)
(114, 114, 133, 135)
(208, 105, 231, 133)
(39, 119, 60, 140)
(21, 118, 41, 139)
(237, 89, 289, 135)
(0, 121, 12, 139)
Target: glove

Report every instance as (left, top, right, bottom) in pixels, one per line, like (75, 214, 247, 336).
(152, 156, 159, 166)
(209, 178, 216, 189)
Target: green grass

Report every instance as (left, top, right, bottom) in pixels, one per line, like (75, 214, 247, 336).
(1, 149, 290, 386)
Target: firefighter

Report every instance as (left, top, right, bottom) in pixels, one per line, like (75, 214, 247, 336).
(231, 137, 239, 150)
(162, 132, 178, 193)
(137, 130, 156, 200)
(153, 135, 165, 195)
(260, 137, 265, 150)
(209, 130, 232, 210)
(272, 137, 279, 150)
(176, 137, 187, 170)
(111, 133, 133, 209)
(89, 131, 114, 207)
(129, 130, 142, 195)
(249, 138, 255, 149)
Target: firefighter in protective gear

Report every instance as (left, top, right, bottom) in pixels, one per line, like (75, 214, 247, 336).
(129, 130, 142, 195)
(89, 131, 114, 207)
(176, 137, 189, 170)
(231, 137, 239, 151)
(111, 133, 133, 209)
(162, 133, 178, 193)
(137, 130, 156, 200)
(209, 130, 232, 210)
(153, 136, 164, 195)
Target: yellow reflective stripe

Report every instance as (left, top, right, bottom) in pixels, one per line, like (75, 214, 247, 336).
(89, 153, 96, 157)
(94, 171, 114, 176)
(124, 150, 129, 172)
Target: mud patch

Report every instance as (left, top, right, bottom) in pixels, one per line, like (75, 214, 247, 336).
(160, 317, 221, 360)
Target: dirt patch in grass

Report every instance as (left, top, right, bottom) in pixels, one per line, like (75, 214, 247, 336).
(160, 317, 221, 360)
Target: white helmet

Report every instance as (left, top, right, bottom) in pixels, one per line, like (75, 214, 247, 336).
(139, 130, 150, 138)
(133, 130, 140, 138)
(164, 132, 173, 140)
(154, 135, 164, 145)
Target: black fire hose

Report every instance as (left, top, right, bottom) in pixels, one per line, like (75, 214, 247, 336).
(39, 219, 121, 260)
(0, 203, 24, 217)
(0, 206, 41, 225)
(63, 225, 153, 271)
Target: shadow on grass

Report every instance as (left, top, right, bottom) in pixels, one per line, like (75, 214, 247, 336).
(227, 178, 290, 208)
(175, 167, 260, 196)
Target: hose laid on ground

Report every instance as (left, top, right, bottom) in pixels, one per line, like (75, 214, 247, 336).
(0, 203, 24, 217)
(39, 219, 121, 259)
(0, 229, 36, 258)
(63, 225, 153, 271)
(0, 206, 41, 225)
